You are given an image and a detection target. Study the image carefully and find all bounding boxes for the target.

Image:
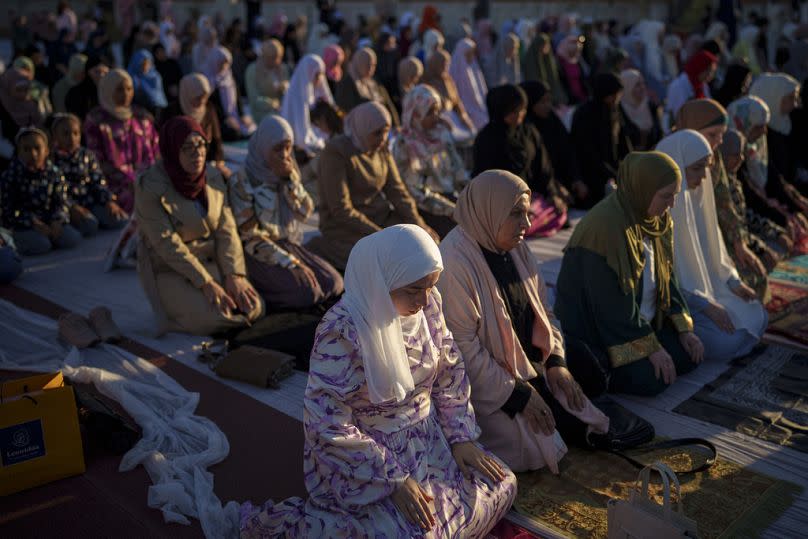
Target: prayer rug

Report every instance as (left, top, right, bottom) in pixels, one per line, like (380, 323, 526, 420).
(673, 345, 808, 454)
(489, 518, 548, 539)
(769, 255, 808, 290)
(513, 443, 801, 539)
(766, 280, 808, 322)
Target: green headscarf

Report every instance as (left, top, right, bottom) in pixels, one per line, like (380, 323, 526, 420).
(523, 33, 568, 106)
(566, 151, 682, 326)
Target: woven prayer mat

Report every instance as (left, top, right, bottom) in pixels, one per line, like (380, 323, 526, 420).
(513, 443, 801, 539)
(770, 255, 808, 290)
(673, 345, 808, 454)
(766, 280, 808, 321)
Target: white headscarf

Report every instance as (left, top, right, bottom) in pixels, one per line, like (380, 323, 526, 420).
(449, 38, 489, 130)
(749, 72, 800, 135)
(342, 224, 443, 404)
(98, 69, 133, 121)
(620, 69, 653, 131)
(656, 130, 766, 335)
(422, 29, 445, 62)
(280, 54, 334, 151)
(631, 20, 665, 83)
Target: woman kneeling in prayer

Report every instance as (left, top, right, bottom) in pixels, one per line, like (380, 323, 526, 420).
(228, 114, 343, 311)
(136, 117, 264, 335)
(657, 129, 767, 362)
(306, 101, 438, 270)
(241, 224, 516, 538)
(555, 152, 705, 396)
(437, 170, 609, 473)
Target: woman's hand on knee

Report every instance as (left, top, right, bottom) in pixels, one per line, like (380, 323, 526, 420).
(451, 441, 506, 485)
(704, 302, 735, 333)
(546, 366, 585, 412)
(678, 331, 704, 364)
(523, 388, 555, 435)
(202, 279, 237, 316)
(648, 348, 676, 385)
(224, 274, 261, 314)
(391, 477, 435, 531)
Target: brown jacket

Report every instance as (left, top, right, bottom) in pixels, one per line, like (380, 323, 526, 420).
(136, 163, 262, 334)
(307, 134, 426, 268)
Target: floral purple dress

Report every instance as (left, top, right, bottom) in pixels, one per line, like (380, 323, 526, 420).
(83, 106, 160, 213)
(240, 292, 517, 538)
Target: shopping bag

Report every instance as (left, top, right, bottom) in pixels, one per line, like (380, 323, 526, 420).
(0, 372, 86, 495)
(607, 461, 699, 538)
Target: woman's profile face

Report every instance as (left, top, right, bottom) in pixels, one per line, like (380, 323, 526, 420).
(646, 181, 680, 217)
(700, 125, 727, 150)
(781, 90, 800, 115)
(114, 78, 134, 107)
(365, 124, 390, 153)
(191, 91, 208, 109)
(389, 270, 441, 316)
(746, 123, 766, 143)
(685, 155, 711, 189)
(631, 78, 647, 103)
(419, 104, 441, 131)
(494, 194, 532, 252)
(532, 93, 553, 118)
(268, 139, 294, 177)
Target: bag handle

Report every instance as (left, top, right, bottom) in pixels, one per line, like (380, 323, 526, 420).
(616, 437, 717, 475)
(638, 462, 683, 521)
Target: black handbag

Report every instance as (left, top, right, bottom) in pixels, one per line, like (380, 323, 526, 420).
(586, 397, 716, 475)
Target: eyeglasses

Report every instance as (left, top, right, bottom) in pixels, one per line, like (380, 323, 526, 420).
(180, 140, 208, 156)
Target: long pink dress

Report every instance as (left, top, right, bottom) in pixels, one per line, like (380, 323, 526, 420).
(240, 292, 517, 538)
(84, 106, 160, 212)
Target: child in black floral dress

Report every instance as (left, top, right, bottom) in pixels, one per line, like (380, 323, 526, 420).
(50, 113, 129, 234)
(0, 127, 81, 255)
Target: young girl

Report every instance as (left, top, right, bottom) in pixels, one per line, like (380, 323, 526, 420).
(50, 113, 128, 233)
(0, 127, 81, 255)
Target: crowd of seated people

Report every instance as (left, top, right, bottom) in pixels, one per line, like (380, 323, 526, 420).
(1, 3, 808, 536)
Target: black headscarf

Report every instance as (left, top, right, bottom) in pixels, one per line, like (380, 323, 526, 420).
(64, 54, 107, 119)
(473, 84, 536, 182)
(485, 84, 528, 122)
(592, 72, 623, 101)
(715, 62, 751, 106)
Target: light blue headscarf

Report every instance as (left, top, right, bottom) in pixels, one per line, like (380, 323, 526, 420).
(127, 49, 167, 108)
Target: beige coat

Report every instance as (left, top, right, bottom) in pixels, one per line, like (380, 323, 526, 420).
(306, 134, 426, 269)
(438, 226, 608, 472)
(135, 163, 264, 335)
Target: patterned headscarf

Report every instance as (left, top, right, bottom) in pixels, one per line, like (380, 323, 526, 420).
(399, 84, 445, 161)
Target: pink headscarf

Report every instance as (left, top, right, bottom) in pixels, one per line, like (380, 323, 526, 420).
(323, 44, 345, 82)
(344, 101, 391, 153)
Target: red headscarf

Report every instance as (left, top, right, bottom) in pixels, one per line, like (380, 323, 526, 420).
(159, 116, 208, 205)
(418, 6, 441, 35)
(683, 50, 718, 99)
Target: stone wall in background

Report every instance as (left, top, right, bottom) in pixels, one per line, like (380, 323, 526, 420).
(1, 0, 798, 37)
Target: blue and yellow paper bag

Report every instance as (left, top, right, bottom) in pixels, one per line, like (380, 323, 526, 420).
(0, 372, 85, 495)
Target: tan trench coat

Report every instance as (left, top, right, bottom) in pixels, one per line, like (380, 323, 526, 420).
(135, 163, 264, 335)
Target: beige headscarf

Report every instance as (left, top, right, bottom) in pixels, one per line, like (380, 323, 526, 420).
(398, 56, 423, 94)
(98, 68, 133, 121)
(179, 73, 211, 124)
(349, 47, 382, 101)
(452, 170, 555, 376)
(256, 38, 285, 90)
(344, 101, 391, 153)
(422, 49, 461, 110)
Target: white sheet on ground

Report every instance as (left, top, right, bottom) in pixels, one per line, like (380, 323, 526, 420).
(0, 300, 239, 539)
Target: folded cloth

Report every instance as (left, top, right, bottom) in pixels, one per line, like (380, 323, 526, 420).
(201, 343, 296, 388)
